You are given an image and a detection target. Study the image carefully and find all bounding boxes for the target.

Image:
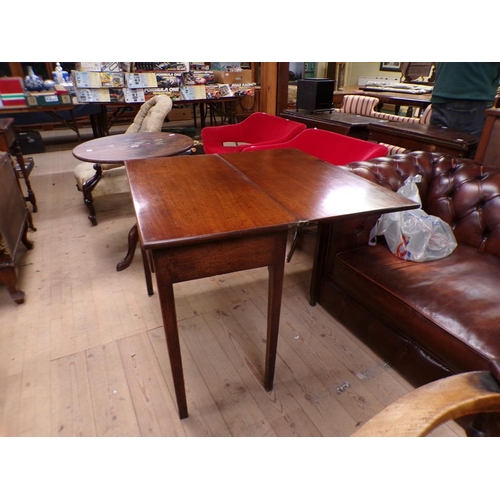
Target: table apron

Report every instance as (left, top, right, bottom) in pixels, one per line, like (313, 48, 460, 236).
(152, 230, 289, 283)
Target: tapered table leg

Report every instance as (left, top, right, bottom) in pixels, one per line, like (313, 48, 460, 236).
(151, 231, 288, 419)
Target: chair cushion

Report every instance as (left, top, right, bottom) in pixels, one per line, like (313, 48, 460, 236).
(372, 105, 432, 124)
(372, 111, 420, 123)
(74, 162, 97, 190)
(334, 243, 500, 371)
(74, 162, 130, 197)
(339, 95, 380, 116)
(201, 112, 306, 154)
(93, 166, 130, 197)
(243, 128, 388, 164)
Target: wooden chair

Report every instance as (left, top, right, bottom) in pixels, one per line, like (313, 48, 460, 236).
(352, 359, 500, 437)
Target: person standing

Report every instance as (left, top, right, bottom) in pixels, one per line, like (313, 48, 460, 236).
(430, 62, 500, 139)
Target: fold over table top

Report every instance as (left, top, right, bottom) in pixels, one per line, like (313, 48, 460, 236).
(126, 149, 418, 250)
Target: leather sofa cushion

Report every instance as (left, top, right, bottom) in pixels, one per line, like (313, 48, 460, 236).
(333, 243, 500, 373)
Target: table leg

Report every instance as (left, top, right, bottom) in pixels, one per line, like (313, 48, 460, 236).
(192, 104, 197, 128)
(151, 231, 288, 419)
(309, 221, 330, 306)
(141, 247, 154, 296)
(264, 245, 287, 391)
(90, 113, 107, 138)
(69, 109, 82, 142)
(116, 223, 138, 272)
(200, 103, 206, 129)
(153, 252, 188, 419)
(45, 110, 81, 142)
(81, 163, 103, 226)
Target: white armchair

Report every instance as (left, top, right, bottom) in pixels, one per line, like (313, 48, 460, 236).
(74, 95, 173, 225)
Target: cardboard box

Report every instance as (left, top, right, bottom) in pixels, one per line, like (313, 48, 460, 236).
(75, 88, 124, 103)
(211, 63, 242, 71)
(229, 83, 256, 97)
(182, 71, 215, 85)
(144, 87, 181, 100)
(205, 84, 222, 99)
(213, 70, 252, 84)
(125, 72, 183, 89)
(76, 62, 129, 72)
(168, 107, 193, 121)
(126, 72, 158, 88)
(0, 94, 26, 107)
(205, 83, 256, 99)
(76, 62, 101, 72)
(155, 72, 183, 88)
(124, 88, 145, 103)
(0, 77, 27, 106)
(133, 62, 189, 72)
(180, 85, 206, 100)
(26, 93, 72, 106)
(73, 71, 125, 88)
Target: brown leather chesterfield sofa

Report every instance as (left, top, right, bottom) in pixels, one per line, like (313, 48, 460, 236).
(315, 150, 500, 436)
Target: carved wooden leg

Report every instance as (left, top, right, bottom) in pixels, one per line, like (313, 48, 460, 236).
(116, 223, 138, 272)
(26, 209, 36, 232)
(83, 190, 97, 226)
(21, 221, 34, 250)
(81, 163, 103, 226)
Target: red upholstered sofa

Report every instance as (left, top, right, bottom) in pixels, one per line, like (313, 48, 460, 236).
(316, 151, 500, 436)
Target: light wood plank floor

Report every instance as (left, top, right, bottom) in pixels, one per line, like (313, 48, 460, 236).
(0, 128, 464, 437)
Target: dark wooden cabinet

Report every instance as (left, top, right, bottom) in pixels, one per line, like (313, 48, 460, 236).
(281, 109, 388, 140)
(368, 121, 478, 158)
(0, 152, 33, 304)
(0, 118, 38, 214)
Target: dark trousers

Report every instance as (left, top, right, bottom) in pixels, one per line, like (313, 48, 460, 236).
(430, 100, 493, 140)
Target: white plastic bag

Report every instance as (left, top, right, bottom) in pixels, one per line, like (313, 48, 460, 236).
(369, 175, 457, 262)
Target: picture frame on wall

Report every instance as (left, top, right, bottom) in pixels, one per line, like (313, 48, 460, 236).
(380, 62, 402, 72)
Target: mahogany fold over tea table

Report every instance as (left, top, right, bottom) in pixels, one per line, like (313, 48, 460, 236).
(125, 149, 418, 419)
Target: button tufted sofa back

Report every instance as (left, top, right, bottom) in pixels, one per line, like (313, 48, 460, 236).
(343, 151, 500, 258)
(429, 156, 500, 256)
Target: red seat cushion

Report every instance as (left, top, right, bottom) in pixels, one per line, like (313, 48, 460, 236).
(201, 112, 306, 154)
(243, 128, 388, 165)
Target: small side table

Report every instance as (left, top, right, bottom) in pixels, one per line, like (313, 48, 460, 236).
(73, 132, 194, 294)
(0, 118, 38, 214)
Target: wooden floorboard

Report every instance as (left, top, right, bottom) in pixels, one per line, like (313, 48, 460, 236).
(0, 128, 464, 438)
